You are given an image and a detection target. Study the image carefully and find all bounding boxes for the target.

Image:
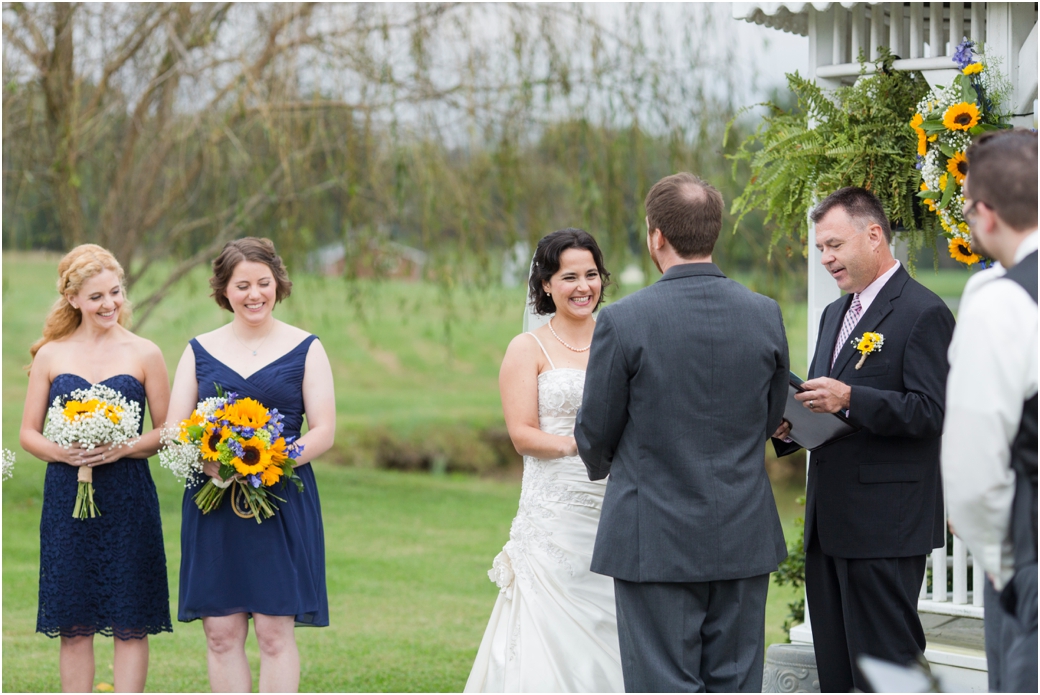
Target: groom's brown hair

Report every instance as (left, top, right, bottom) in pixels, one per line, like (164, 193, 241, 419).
(644, 172, 723, 259)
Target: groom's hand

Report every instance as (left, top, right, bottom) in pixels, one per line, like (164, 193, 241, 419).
(795, 377, 851, 414)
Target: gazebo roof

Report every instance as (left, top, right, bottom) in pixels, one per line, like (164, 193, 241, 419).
(732, 2, 886, 37)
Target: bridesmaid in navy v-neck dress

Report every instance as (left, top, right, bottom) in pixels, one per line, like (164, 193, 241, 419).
(178, 335, 328, 625)
(167, 238, 336, 692)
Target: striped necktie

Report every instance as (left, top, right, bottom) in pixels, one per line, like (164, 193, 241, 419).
(832, 294, 863, 370)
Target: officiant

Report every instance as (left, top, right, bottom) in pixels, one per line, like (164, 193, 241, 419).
(771, 187, 955, 693)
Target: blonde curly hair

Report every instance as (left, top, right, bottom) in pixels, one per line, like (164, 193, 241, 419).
(29, 244, 132, 366)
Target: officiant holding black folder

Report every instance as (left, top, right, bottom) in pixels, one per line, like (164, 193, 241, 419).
(771, 187, 955, 693)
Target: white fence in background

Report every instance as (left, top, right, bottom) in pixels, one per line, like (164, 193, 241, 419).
(919, 526, 985, 618)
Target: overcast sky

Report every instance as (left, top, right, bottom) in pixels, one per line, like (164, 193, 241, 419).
(730, 10, 810, 96)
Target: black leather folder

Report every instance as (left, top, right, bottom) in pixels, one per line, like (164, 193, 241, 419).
(783, 372, 859, 451)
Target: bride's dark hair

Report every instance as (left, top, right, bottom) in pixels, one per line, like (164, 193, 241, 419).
(528, 228, 612, 315)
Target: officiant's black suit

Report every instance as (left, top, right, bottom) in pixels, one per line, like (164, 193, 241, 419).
(773, 265, 955, 692)
(577, 262, 789, 692)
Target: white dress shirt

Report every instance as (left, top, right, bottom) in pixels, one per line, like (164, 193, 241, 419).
(942, 232, 1039, 589)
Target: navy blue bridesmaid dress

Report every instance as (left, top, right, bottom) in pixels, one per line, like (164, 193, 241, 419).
(178, 335, 328, 626)
(37, 374, 173, 639)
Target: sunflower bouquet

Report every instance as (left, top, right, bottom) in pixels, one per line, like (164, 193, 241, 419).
(43, 384, 142, 519)
(159, 387, 304, 524)
(911, 39, 1011, 265)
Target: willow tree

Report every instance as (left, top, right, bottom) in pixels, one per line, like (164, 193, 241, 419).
(3, 3, 756, 324)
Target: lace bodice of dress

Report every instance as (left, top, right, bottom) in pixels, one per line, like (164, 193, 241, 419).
(535, 368, 585, 436)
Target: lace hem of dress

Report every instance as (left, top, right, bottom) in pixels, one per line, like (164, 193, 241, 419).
(37, 621, 174, 640)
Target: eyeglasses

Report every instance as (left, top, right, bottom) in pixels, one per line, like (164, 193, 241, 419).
(963, 199, 988, 221)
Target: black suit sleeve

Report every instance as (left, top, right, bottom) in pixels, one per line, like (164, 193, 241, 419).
(767, 300, 791, 435)
(575, 308, 631, 481)
(772, 303, 828, 458)
(846, 302, 955, 438)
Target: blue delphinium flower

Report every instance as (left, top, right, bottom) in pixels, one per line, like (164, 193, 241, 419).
(247, 474, 262, 488)
(915, 155, 924, 170)
(227, 438, 245, 458)
(285, 436, 305, 459)
(238, 426, 255, 439)
(952, 39, 974, 69)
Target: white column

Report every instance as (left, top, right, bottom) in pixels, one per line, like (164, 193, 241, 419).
(811, 6, 842, 90)
(929, 2, 945, 57)
(871, 4, 886, 59)
(950, 3, 965, 52)
(970, 2, 986, 43)
(910, 3, 925, 58)
(889, 3, 904, 57)
(833, 5, 847, 65)
(796, 6, 844, 648)
(851, 3, 865, 61)
(987, 3, 1038, 127)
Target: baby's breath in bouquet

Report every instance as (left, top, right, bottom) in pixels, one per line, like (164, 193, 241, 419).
(2, 448, 15, 481)
(911, 39, 1011, 265)
(43, 384, 142, 519)
(160, 386, 304, 524)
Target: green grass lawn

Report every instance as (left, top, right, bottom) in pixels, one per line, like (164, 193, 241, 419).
(3, 251, 803, 692)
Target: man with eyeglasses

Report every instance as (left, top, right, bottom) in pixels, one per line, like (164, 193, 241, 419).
(942, 128, 1037, 693)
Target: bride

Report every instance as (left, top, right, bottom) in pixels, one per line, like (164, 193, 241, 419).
(465, 228, 623, 692)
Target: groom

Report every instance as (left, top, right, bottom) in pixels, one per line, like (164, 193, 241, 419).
(576, 172, 790, 692)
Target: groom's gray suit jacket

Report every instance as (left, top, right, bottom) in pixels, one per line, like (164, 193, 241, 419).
(576, 262, 789, 583)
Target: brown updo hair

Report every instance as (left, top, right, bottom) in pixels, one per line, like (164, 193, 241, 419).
(209, 237, 293, 312)
(29, 244, 132, 365)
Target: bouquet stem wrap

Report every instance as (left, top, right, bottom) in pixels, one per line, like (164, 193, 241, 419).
(74, 466, 100, 519)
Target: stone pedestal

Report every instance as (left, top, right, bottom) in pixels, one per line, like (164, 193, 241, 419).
(762, 643, 821, 693)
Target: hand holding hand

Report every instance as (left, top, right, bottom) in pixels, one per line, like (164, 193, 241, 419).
(60, 442, 117, 467)
(563, 436, 579, 458)
(795, 377, 851, 414)
(772, 420, 792, 440)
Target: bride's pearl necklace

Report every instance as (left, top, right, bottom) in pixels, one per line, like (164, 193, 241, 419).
(548, 318, 591, 353)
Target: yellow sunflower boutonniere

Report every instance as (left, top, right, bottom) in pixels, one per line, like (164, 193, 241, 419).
(853, 332, 884, 370)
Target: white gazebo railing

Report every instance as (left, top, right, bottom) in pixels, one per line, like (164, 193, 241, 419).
(920, 530, 985, 618)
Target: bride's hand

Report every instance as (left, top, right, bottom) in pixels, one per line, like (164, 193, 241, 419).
(563, 436, 579, 458)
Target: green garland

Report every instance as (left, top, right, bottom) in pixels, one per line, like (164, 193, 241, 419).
(726, 51, 937, 268)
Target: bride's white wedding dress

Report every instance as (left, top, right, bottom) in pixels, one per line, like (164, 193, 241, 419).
(465, 334, 623, 693)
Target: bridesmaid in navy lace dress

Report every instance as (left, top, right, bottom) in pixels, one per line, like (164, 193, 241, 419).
(166, 237, 336, 692)
(19, 245, 173, 692)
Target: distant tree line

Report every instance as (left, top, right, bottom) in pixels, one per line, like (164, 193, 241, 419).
(3, 3, 803, 325)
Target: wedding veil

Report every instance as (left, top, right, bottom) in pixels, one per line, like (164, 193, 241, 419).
(522, 256, 553, 332)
